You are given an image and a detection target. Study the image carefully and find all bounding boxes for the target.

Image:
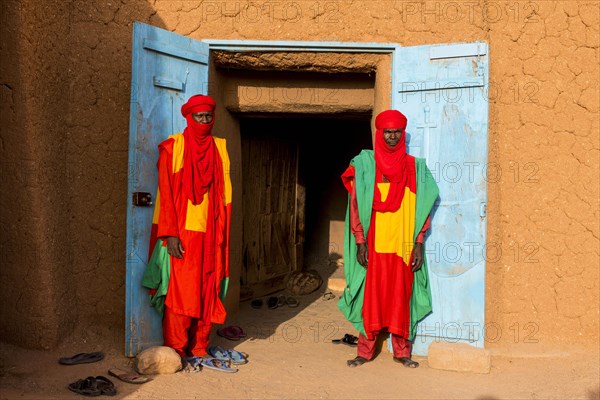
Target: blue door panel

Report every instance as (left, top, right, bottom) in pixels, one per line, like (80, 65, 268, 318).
(392, 42, 489, 355)
(126, 22, 209, 356)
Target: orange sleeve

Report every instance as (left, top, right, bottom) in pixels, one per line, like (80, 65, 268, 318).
(156, 139, 179, 239)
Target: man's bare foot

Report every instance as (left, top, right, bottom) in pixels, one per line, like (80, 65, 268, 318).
(347, 356, 369, 368)
(393, 357, 419, 368)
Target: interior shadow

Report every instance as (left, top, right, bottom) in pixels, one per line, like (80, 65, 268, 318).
(218, 115, 372, 347)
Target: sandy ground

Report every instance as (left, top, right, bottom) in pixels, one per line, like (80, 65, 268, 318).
(1, 289, 599, 400)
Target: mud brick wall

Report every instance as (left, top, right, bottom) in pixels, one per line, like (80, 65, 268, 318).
(0, 0, 597, 349)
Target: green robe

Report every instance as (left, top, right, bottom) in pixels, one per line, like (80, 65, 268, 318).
(337, 150, 439, 340)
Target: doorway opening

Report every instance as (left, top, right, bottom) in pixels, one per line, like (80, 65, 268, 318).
(239, 116, 372, 299)
(209, 52, 393, 306)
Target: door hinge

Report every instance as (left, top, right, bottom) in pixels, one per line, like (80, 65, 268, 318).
(132, 192, 153, 207)
(480, 202, 487, 218)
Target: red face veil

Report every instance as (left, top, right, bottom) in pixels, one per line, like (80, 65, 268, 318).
(372, 110, 410, 212)
(181, 94, 221, 205)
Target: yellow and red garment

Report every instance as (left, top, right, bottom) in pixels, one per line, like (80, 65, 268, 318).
(344, 161, 429, 340)
(148, 133, 232, 325)
(342, 109, 431, 341)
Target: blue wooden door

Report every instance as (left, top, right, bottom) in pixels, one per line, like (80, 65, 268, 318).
(125, 22, 209, 356)
(392, 42, 489, 355)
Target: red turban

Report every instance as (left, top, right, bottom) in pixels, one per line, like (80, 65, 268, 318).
(372, 110, 411, 212)
(181, 94, 222, 205)
(181, 94, 216, 117)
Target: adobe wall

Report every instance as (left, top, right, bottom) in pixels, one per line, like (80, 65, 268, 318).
(0, 0, 597, 350)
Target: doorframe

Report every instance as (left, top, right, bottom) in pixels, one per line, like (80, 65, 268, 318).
(203, 39, 400, 107)
(206, 39, 400, 301)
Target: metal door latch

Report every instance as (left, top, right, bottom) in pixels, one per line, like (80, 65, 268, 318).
(132, 192, 153, 206)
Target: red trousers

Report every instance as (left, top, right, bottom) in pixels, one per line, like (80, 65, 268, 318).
(163, 307, 212, 357)
(358, 330, 412, 359)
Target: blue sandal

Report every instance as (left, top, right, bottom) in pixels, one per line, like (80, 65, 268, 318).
(200, 357, 238, 373)
(208, 346, 248, 365)
(182, 356, 203, 373)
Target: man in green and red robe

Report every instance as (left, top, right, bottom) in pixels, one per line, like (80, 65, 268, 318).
(143, 94, 232, 358)
(338, 109, 438, 368)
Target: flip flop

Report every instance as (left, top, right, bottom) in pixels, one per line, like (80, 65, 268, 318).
(217, 326, 241, 341)
(332, 334, 358, 347)
(250, 299, 263, 309)
(108, 368, 150, 384)
(182, 356, 203, 373)
(59, 352, 105, 365)
(221, 325, 246, 339)
(208, 345, 249, 365)
(227, 349, 249, 365)
(322, 292, 336, 301)
(67, 376, 102, 397)
(207, 345, 229, 361)
(286, 297, 299, 308)
(94, 376, 116, 396)
(276, 295, 286, 307)
(230, 326, 247, 338)
(200, 357, 238, 373)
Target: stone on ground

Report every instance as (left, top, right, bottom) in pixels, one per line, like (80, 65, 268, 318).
(135, 346, 182, 375)
(427, 341, 491, 374)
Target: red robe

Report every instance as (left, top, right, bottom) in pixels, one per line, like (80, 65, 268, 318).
(345, 160, 430, 340)
(149, 133, 231, 324)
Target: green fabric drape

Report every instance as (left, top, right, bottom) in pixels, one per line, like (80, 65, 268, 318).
(338, 153, 439, 340)
(142, 239, 171, 316)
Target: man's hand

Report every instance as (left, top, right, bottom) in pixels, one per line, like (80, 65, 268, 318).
(411, 243, 424, 272)
(357, 243, 368, 268)
(166, 236, 185, 259)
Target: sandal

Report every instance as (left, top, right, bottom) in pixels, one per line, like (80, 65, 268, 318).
(322, 292, 336, 301)
(67, 376, 102, 397)
(208, 346, 248, 365)
(182, 356, 203, 373)
(267, 296, 278, 309)
(229, 326, 247, 338)
(276, 295, 286, 307)
(200, 357, 238, 373)
(286, 297, 299, 308)
(217, 326, 242, 341)
(332, 334, 359, 347)
(250, 299, 263, 309)
(108, 368, 150, 384)
(59, 352, 104, 365)
(94, 376, 116, 396)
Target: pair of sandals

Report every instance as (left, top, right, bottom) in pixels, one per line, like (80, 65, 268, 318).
(183, 346, 248, 373)
(183, 354, 240, 374)
(68, 376, 116, 397)
(251, 295, 299, 309)
(269, 295, 299, 309)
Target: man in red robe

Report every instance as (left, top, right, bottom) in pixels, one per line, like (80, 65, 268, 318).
(340, 110, 438, 368)
(145, 94, 232, 359)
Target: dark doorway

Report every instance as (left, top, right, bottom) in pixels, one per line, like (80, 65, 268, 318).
(240, 116, 372, 299)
